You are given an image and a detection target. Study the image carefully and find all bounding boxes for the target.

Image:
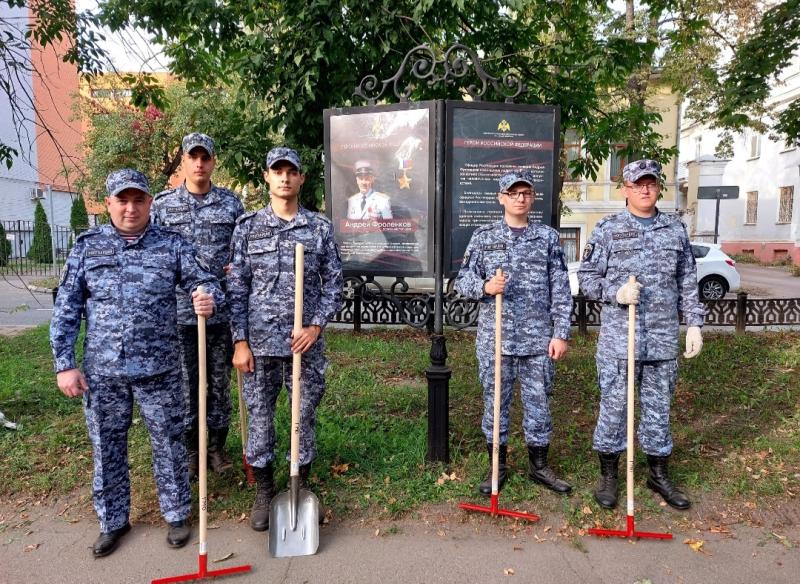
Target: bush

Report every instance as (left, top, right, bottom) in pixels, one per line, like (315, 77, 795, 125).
(27, 200, 53, 264)
(0, 223, 11, 266)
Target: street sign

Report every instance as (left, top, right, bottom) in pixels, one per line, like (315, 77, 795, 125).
(697, 186, 739, 200)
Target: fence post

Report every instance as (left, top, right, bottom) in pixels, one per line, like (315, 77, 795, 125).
(576, 291, 587, 336)
(735, 291, 748, 334)
(353, 284, 362, 333)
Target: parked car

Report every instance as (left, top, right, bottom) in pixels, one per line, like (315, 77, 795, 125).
(566, 241, 740, 300)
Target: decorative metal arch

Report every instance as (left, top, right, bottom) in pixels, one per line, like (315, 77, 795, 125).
(354, 43, 527, 105)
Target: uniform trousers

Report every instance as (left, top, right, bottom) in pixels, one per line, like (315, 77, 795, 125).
(83, 369, 190, 533)
(242, 346, 326, 468)
(592, 358, 678, 456)
(477, 353, 554, 446)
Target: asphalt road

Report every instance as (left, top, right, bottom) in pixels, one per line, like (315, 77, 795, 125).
(735, 264, 800, 298)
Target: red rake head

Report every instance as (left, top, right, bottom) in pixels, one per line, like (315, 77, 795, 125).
(459, 494, 540, 522)
(587, 515, 672, 540)
(151, 554, 252, 583)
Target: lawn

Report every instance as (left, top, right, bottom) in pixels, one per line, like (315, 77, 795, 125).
(1, 325, 798, 529)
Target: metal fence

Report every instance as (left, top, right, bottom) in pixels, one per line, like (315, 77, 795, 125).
(332, 288, 800, 333)
(1, 220, 80, 276)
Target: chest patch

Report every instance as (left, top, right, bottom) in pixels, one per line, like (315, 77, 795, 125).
(248, 229, 274, 241)
(85, 248, 116, 258)
(166, 205, 190, 213)
(481, 243, 506, 251)
(612, 230, 639, 241)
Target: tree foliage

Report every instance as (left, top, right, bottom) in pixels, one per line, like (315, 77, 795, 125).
(78, 82, 274, 208)
(27, 200, 52, 264)
(69, 195, 89, 233)
(0, 223, 11, 266)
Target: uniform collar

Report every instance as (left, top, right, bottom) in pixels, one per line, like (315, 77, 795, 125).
(104, 221, 152, 246)
(179, 181, 219, 207)
(500, 218, 539, 240)
(621, 207, 668, 231)
(263, 204, 308, 229)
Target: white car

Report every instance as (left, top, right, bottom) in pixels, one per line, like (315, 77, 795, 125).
(567, 241, 740, 300)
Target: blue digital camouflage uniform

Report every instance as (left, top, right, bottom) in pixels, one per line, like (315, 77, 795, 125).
(50, 202, 223, 533)
(151, 182, 244, 432)
(455, 219, 572, 446)
(578, 208, 705, 456)
(227, 204, 343, 467)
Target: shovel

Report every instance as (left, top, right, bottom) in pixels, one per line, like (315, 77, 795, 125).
(152, 286, 252, 583)
(459, 269, 540, 522)
(269, 243, 320, 557)
(235, 370, 255, 485)
(587, 276, 672, 541)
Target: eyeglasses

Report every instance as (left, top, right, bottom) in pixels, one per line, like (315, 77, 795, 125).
(503, 190, 535, 201)
(626, 183, 660, 193)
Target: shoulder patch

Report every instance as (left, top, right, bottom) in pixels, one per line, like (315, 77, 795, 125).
(461, 250, 471, 266)
(236, 210, 257, 225)
(582, 243, 594, 261)
(612, 230, 640, 240)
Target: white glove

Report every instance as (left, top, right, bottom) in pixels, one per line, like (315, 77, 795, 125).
(616, 279, 642, 305)
(684, 326, 703, 359)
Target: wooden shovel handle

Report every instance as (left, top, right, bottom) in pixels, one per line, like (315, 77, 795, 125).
(197, 286, 208, 551)
(626, 275, 636, 516)
(290, 244, 304, 478)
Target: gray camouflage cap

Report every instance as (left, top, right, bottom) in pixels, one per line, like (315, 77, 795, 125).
(265, 147, 302, 172)
(499, 171, 535, 192)
(622, 159, 662, 183)
(182, 132, 215, 156)
(105, 169, 150, 197)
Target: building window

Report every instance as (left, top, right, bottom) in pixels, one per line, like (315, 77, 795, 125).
(778, 186, 794, 224)
(609, 145, 627, 181)
(748, 133, 761, 159)
(564, 129, 582, 182)
(559, 228, 580, 262)
(745, 191, 758, 224)
(694, 136, 702, 160)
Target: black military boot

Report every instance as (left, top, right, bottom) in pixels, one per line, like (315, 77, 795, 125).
(207, 428, 233, 474)
(250, 464, 274, 531)
(92, 522, 131, 558)
(300, 462, 327, 525)
(646, 454, 691, 510)
(186, 425, 199, 480)
(594, 451, 621, 509)
(478, 443, 508, 496)
(527, 444, 572, 494)
(166, 519, 191, 548)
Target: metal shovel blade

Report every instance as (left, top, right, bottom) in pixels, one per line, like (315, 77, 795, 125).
(269, 480, 319, 557)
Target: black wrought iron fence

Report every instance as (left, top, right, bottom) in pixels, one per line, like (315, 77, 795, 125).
(1, 220, 82, 275)
(332, 288, 800, 333)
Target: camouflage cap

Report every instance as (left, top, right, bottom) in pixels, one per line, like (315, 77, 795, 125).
(265, 147, 302, 172)
(622, 159, 662, 183)
(105, 169, 150, 197)
(499, 171, 535, 193)
(182, 132, 215, 156)
(354, 160, 374, 176)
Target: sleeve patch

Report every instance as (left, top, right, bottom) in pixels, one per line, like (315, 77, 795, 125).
(582, 243, 594, 261)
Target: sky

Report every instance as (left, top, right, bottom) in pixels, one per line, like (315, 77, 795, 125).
(75, 0, 168, 73)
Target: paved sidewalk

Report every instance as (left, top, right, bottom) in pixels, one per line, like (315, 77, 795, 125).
(2, 497, 798, 584)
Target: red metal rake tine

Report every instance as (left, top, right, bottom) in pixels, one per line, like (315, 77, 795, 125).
(586, 281, 672, 541)
(153, 300, 252, 583)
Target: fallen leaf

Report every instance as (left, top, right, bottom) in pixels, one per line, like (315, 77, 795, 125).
(513, 546, 523, 551)
(238, 513, 247, 522)
(384, 476, 391, 485)
(24, 543, 40, 552)
(374, 528, 380, 537)
(212, 552, 234, 563)
(503, 568, 515, 576)
(582, 506, 592, 515)
(543, 525, 552, 533)
(331, 462, 350, 476)
(684, 538, 705, 553)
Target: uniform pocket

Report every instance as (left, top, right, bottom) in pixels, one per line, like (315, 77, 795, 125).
(84, 257, 119, 300)
(143, 253, 177, 294)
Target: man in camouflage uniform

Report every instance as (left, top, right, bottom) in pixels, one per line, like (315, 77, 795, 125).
(151, 133, 245, 478)
(455, 171, 573, 496)
(578, 159, 705, 510)
(50, 169, 223, 557)
(228, 147, 343, 531)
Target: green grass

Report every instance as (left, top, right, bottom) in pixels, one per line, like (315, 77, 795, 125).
(1, 326, 798, 528)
